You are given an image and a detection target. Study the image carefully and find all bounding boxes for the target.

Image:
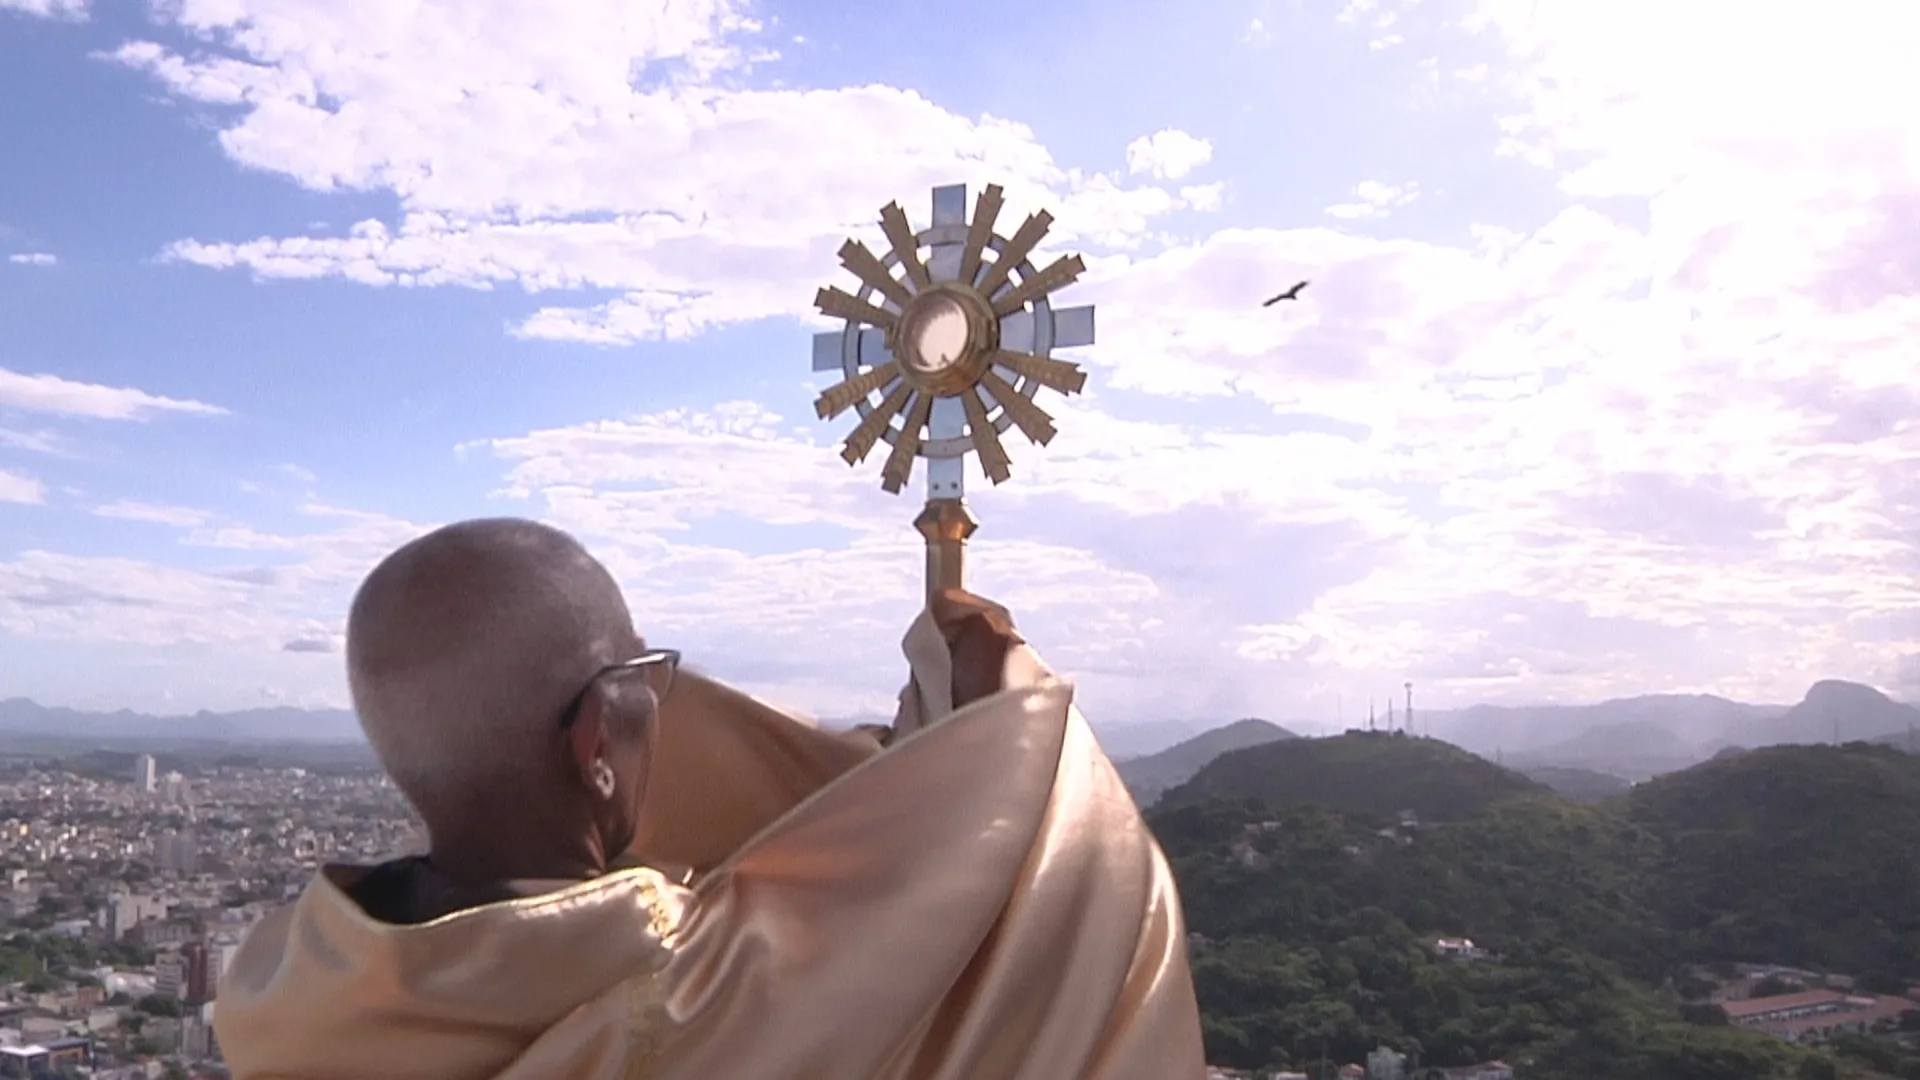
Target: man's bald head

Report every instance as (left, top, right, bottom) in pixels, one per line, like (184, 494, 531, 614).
(346, 518, 640, 818)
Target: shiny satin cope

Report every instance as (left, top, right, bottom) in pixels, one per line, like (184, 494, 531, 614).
(212, 610, 1207, 1079)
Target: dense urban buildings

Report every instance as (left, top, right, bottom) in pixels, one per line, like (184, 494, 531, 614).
(0, 754, 420, 1077)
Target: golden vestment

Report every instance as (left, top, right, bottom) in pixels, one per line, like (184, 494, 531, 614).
(212, 610, 1207, 1078)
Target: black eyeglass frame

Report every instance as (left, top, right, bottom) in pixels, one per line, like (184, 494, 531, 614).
(557, 648, 680, 730)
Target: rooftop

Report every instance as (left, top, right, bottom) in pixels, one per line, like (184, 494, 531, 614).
(1721, 989, 1850, 1019)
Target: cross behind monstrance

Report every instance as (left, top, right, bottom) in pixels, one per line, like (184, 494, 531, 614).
(809, 182, 1096, 598)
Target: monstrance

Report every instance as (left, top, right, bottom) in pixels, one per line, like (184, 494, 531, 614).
(810, 183, 1096, 599)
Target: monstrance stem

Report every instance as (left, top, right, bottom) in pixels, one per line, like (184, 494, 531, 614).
(917, 393, 972, 601)
(913, 496, 977, 601)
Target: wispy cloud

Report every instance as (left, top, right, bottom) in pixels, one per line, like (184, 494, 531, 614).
(0, 367, 226, 420)
(0, 0, 87, 20)
(0, 428, 67, 455)
(6, 252, 57, 266)
(1125, 129, 1214, 182)
(94, 500, 212, 528)
(112, 0, 1210, 346)
(0, 468, 45, 505)
(1325, 180, 1419, 220)
(282, 633, 339, 654)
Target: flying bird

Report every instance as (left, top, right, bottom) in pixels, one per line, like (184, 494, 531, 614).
(1263, 280, 1309, 306)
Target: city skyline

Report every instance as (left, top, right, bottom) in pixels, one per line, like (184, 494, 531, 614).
(1, 0, 1916, 728)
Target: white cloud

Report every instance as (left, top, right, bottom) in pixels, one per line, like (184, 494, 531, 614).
(0, 0, 85, 19)
(0, 468, 44, 504)
(1464, 1, 1920, 201)
(1337, 0, 1416, 50)
(1125, 129, 1214, 182)
(112, 0, 1205, 344)
(472, 399, 1393, 720)
(1180, 183, 1226, 213)
(6, 253, 57, 266)
(0, 367, 226, 420)
(1325, 180, 1418, 220)
(1240, 18, 1272, 46)
(95, 500, 212, 528)
(10, 0, 1918, 723)
(0, 428, 66, 455)
(0, 503, 429, 659)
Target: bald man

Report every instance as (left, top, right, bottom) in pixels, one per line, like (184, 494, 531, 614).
(212, 518, 1206, 1080)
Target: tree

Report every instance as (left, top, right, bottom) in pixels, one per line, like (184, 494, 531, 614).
(1856, 970, 1910, 995)
(1675, 973, 1719, 1000)
(1679, 1003, 1730, 1026)
(1797, 1056, 1838, 1080)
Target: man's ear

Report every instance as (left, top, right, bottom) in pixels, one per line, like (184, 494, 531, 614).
(566, 690, 611, 786)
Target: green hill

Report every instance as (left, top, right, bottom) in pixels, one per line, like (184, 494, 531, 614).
(1870, 729, 1917, 753)
(1519, 764, 1632, 803)
(1116, 718, 1296, 805)
(1146, 740, 1920, 1078)
(1161, 731, 1547, 823)
(1622, 741, 1920, 978)
(1150, 798, 1809, 1079)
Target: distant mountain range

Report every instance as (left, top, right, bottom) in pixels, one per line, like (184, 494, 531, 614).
(0, 698, 362, 744)
(1419, 692, 1786, 756)
(1091, 719, 1216, 761)
(1108, 679, 1917, 805)
(1414, 679, 1918, 781)
(1114, 718, 1296, 805)
(2, 679, 1912, 781)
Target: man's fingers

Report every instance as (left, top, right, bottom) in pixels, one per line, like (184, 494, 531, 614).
(929, 589, 1018, 639)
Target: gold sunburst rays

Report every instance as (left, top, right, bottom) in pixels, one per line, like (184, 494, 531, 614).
(977, 370, 1058, 446)
(988, 349, 1087, 396)
(990, 254, 1085, 317)
(813, 285, 897, 332)
(812, 188, 1089, 492)
(972, 209, 1052, 301)
(880, 392, 935, 494)
(879, 202, 931, 291)
(957, 184, 1005, 289)
(837, 240, 915, 311)
(824, 372, 1071, 481)
(840, 379, 914, 465)
(960, 386, 1012, 485)
(813, 360, 900, 420)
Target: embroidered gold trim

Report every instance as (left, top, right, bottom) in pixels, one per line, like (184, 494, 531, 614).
(621, 968, 670, 1078)
(619, 875, 676, 1078)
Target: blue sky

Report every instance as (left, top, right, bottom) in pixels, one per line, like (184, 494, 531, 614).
(2, 0, 1916, 730)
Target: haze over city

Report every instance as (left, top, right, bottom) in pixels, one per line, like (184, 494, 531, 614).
(1, 0, 1915, 732)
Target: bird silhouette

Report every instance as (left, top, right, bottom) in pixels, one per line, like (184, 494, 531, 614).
(1263, 280, 1309, 306)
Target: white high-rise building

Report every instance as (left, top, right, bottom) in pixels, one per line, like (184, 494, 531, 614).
(155, 947, 189, 1001)
(157, 830, 198, 875)
(104, 892, 168, 942)
(133, 755, 158, 793)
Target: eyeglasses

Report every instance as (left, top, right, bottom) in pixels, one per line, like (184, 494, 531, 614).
(557, 648, 680, 730)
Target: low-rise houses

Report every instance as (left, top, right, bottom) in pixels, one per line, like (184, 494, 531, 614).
(1722, 988, 1918, 1043)
(1439, 1063, 1514, 1080)
(0, 756, 421, 1072)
